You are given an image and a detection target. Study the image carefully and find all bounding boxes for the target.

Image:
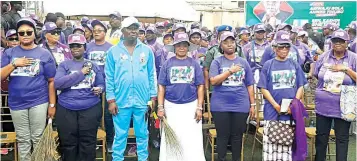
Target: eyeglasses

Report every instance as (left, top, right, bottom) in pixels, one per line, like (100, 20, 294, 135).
(7, 37, 18, 41)
(18, 31, 34, 36)
(331, 38, 346, 44)
(69, 44, 84, 49)
(255, 31, 265, 34)
(276, 44, 291, 50)
(93, 29, 105, 33)
(49, 30, 61, 36)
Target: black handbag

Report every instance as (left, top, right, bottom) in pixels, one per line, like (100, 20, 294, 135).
(267, 116, 295, 146)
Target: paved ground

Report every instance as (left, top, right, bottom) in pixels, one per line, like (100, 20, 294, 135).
(2, 132, 356, 161)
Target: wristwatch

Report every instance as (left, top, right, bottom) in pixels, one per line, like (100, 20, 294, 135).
(227, 69, 234, 75)
(49, 104, 55, 108)
(11, 60, 17, 68)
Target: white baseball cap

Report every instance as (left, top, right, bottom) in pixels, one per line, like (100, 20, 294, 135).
(297, 31, 308, 37)
(121, 16, 140, 28)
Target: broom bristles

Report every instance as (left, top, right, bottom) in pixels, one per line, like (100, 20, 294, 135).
(162, 117, 183, 160)
(31, 119, 60, 161)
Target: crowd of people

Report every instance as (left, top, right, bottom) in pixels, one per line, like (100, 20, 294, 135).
(1, 1, 357, 161)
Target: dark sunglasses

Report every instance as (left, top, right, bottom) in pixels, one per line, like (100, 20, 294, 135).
(18, 31, 34, 36)
(276, 44, 291, 50)
(7, 37, 18, 41)
(255, 30, 265, 34)
(331, 38, 346, 44)
(69, 44, 84, 49)
(49, 30, 61, 36)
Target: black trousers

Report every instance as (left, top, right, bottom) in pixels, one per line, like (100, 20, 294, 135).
(56, 103, 102, 161)
(212, 112, 249, 161)
(315, 114, 351, 161)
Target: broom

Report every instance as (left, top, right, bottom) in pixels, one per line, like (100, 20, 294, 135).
(31, 118, 60, 161)
(148, 101, 183, 159)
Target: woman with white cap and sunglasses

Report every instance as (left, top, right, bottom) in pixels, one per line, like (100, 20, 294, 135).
(209, 31, 254, 161)
(157, 32, 205, 161)
(54, 34, 105, 161)
(1, 17, 57, 161)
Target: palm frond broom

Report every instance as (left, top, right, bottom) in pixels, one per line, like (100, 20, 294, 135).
(31, 118, 60, 161)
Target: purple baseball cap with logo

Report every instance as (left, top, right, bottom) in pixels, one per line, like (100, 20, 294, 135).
(6, 29, 17, 38)
(43, 22, 58, 31)
(323, 23, 338, 31)
(254, 23, 266, 32)
(239, 29, 250, 36)
(331, 29, 350, 41)
(274, 30, 292, 44)
(172, 23, 186, 32)
(68, 34, 86, 45)
(220, 31, 235, 41)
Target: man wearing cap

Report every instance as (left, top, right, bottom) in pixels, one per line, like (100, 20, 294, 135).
(203, 25, 245, 91)
(237, 29, 250, 47)
(298, 30, 323, 57)
(323, 23, 338, 52)
(106, 11, 122, 45)
(138, 25, 146, 43)
(291, 27, 313, 73)
(40, 22, 72, 66)
(156, 33, 174, 76)
(4, 29, 19, 49)
(55, 12, 73, 44)
(145, 25, 163, 53)
(242, 23, 270, 83)
(155, 22, 165, 45)
(1, 17, 57, 161)
(105, 16, 157, 161)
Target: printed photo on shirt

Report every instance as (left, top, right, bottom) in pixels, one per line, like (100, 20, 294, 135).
(89, 51, 106, 65)
(271, 70, 296, 90)
(53, 52, 65, 65)
(11, 58, 40, 77)
(250, 48, 264, 63)
(322, 64, 345, 93)
(288, 51, 298, 62)
(222, 67, 245, 86)
(170, 66, 194, 84)
(70, 70, 96, 89)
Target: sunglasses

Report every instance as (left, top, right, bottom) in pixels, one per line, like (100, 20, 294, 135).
(276, 44, 291, 50)
(255, 31, 265, 34)
(69, 44, 84, 49)
(49, 30, 61, 36)
(18, 31, 34, 36)
(331, 38, 346, 44)
(7, 37, 18, 41)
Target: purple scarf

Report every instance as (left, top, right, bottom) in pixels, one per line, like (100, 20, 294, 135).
(290, 98, 308, 161)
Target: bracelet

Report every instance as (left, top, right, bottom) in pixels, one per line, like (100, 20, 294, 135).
(250, 103, 256, 106)
(11, 60, 17, 68)
(227, 69, 234, 75)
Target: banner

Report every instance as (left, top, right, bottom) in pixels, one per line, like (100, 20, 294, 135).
(245, 1, 356, 30)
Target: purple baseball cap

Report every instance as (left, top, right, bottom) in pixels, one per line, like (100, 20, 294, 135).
(91, 19, 107, 32)
(239, 29, 250, 36)
(274, 30, 292, 44)
(73, 25, 85, 33)
(146, 25, 157, 33)
(80, 16, 89, 24)
(165, 32, 199, 52)
(189, 29, 201, 36)
(163, 32, 173, 38)
(43, 22, 59, 31)
(109, 11, 122, 19)
(323, 23, 338, 31)
(254, 23, 266, 32)
(29, 13, 40, 23)
(83, 22, 93, 31)
(220, 31, 235, 41)
(68, 34, 86, 45)
(5, 29, 17, 38)
(277, 23, 292, 31)
(172, 23, 186, 32)
(331, 29, 350, 41)
(16, 17, 37, 32)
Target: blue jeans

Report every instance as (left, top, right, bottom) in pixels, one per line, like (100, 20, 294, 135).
(112, 107, 148, 161)
(104, 100, 114, 148)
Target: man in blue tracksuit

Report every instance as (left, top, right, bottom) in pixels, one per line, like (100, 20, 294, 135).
(105, 16, 157, 161)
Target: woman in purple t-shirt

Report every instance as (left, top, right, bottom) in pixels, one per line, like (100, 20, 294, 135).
(209, 32, 255, 161)
(313, 30, 356, 161)
(1, 18, 57, 161)
(157, 32, 205, 161)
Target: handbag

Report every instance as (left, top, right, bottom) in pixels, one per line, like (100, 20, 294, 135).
(267, 116, 295, 146)
(340, 85, 357, 122)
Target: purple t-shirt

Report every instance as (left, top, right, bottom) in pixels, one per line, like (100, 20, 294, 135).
(261, 45, 303, 66)
(313, 50, 356, 118)
(158, 57, 204, 104)
(209, 56, 254, 113)
(85, 41, 113, 72)
(243, 41, 270, 71)
(146, 39, 164, 54)
(55, 60, 105, 110)
(1, 46, 57, 110)
(40, 42, 72, 65)
(257, 58, 307, 120)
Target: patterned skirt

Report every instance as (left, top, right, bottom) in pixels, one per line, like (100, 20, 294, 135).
(263, 120, 293, 161)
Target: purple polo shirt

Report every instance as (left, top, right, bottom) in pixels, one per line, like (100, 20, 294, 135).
(209, 56, 254, 113)
(85, 41, 113, 73)
(1, 46, 57, 110)
(243, 40, 270, 71)
(55, 60, 105, 110)
(257, 58, 307, 120)
(313, 50, 357, 118)
(158, 57, 204, 104)
(294, 40, 313, 64)
(40, 42, 73, 65)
